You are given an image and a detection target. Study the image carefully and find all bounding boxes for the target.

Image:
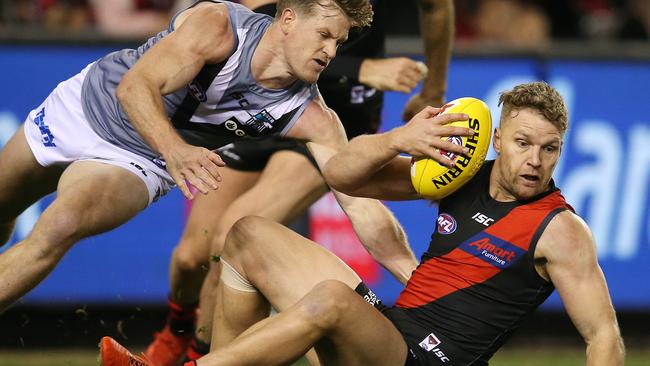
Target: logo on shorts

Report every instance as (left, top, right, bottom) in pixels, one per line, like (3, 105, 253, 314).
(437, 213, 457, 234)
(419, 332, 450, 363)
(33, 108, 55, 147)
(152, 156, 167, 169)
(419, 333, 441, 351)
(188, 81, 207, 102)
(130, 162, 148, 177)
(350, 85, 376, 104)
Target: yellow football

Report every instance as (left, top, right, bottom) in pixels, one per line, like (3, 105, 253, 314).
(410, 97, 492, 200)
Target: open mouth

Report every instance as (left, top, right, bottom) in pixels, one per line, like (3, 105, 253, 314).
(314, 59, 327, 68)
(521, 174, 540, 183)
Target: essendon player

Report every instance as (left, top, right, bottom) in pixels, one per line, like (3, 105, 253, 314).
(101, 82, 624, 366)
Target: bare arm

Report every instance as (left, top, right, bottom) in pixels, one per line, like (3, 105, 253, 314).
(308, 143, 417, 284)
(116, 3, 233, 199)
(323, 106, 471, 199)
(402, 0, 454, 120)
(289, 97, 417, 283)
(537, 212, 625, 366)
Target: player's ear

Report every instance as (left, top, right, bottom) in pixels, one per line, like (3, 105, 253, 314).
(493, 127, 501, 153)
(279, 7, 297, 35)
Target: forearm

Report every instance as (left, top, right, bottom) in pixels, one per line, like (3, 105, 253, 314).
(117, 77, 185, 155)
(585, 331, 625, 366)
(323, 132, 400, 194)
(332, 191, 417, 284)
(416, 0, 453, 101)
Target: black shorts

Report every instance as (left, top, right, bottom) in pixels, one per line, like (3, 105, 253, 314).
(354, 283, 464, 366)
(319, 78, 383, 139)
(215, 136, 318, 172)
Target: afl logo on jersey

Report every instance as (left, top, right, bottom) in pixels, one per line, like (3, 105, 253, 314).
(437, 213, 457, 234)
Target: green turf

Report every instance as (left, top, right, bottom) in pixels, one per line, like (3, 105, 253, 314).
(0, 348, 648, 366)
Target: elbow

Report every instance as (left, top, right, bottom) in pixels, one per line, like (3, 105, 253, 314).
(116, 75, 133, 105)
(322, 162, 355, 195)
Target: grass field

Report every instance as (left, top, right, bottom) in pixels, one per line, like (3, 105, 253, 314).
(0, 348, 648, 366)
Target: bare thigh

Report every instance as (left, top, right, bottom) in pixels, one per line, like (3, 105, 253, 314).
(310, 282, 408, 366)
(45, 160, 150, 240)
(210, 150, 327, 254)
(0, 126, 64, 221)
(176, 167, 260, 264)
(224, 216, 363, 311)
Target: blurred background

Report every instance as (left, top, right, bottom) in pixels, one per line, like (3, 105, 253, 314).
(1, 0, 649, 364)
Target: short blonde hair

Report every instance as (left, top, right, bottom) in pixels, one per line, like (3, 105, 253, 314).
(276, 0, 373, 28)
(498, 81, 568, 134)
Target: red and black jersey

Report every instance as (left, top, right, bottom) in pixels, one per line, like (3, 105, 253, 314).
(386, 160, 573, 365)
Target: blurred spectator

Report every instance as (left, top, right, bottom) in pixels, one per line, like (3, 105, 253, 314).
(1, 0, 92, 30)
(617, 0, 650, 39)
(88, 0, 176, 38)
(43, 0, 92, 31)
(458, 0, 551, 48)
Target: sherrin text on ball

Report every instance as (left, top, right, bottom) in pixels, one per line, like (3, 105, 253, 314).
(410, 97, 492, 200)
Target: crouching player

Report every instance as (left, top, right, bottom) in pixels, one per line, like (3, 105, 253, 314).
(101, 82, 624, 365)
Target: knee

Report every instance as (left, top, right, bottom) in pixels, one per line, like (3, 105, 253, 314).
(222, 216, 267, 259)
(172, 239, 209, 274)
(297, 280, 355, 331)
(28, 209, 85, 253)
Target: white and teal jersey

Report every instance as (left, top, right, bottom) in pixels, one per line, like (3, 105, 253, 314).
(81, 0, 317, 165)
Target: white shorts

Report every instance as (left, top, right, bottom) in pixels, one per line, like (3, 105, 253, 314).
(23, 63, 174, 205)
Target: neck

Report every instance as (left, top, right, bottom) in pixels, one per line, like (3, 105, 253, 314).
(251, 23, 297, 89)
(488, 161, 517, 202)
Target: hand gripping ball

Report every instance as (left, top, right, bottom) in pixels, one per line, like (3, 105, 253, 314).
(410, 97, 492, 200)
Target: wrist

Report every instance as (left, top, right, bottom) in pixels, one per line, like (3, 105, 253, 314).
(383, 128, 405, 155)
(157, 132, 186, 157)
(358, 59, 374, 85)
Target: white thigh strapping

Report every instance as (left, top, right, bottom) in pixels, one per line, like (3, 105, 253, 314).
(22, 63, 174, 205)
(221, 259, 257, 293)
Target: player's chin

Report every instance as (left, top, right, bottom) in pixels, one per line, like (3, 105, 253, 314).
(514, 184, 543, 200)
(300, 70, 321, 84)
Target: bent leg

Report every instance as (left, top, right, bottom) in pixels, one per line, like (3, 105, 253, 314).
(0, 161, 148, 311)
(200, 280, 407, 366)
(210, 215, 367, 353)
(169, 167, 260, 306)
(197, 151, 327, 343)
(0, 126, 64, 245)
(143, 168, 259, 366)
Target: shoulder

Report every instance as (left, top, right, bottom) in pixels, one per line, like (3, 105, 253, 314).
(289, 94, 347, 147)
(172, 3, 235, 62)
(536, 210, 595, 261)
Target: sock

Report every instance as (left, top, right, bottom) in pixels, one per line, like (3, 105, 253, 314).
(167, 296, 198, 336)
(183, 335, 210, 362)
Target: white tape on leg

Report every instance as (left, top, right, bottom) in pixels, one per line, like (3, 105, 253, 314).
(220, 259, 258, 293)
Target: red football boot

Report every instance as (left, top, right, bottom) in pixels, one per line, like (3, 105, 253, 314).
(143, 324, 192, 366)
(100, 336, 153, 366)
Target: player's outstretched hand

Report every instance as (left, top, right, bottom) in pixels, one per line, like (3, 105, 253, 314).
(389, 106, 473, 167)
(359, 57, 427, 93)
(164, 143, 226, 199)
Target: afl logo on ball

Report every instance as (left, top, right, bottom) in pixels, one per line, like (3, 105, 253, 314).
(438, 136, 463, 166)
(437, 213, 457, 234)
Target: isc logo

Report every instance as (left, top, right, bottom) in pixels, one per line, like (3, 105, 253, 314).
(472, 212, 494, 226)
